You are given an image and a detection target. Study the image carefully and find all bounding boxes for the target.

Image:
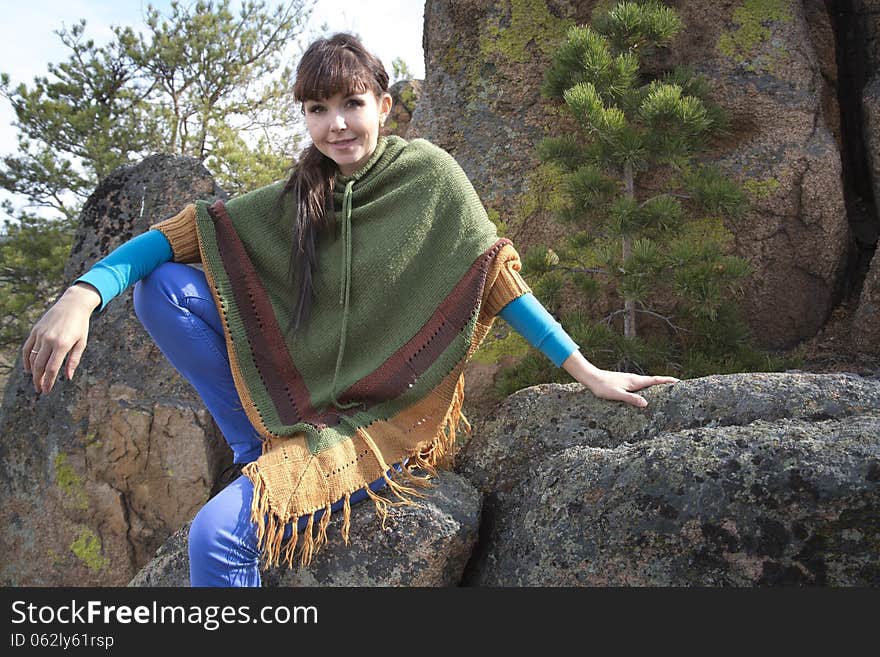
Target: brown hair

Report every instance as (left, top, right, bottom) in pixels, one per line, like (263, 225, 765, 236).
(279, 33, 390, 335)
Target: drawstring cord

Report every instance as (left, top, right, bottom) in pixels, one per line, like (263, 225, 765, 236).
(330, 180, 361, 411)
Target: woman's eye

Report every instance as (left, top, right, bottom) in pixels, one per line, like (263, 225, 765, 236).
(307, 106, 324, 113)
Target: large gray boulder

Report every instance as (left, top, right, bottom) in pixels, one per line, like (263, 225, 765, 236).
(458, 372, 880, 586)
(131, 371, 880, 587)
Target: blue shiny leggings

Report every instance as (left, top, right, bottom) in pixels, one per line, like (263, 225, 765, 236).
(133, 262, 391, 587)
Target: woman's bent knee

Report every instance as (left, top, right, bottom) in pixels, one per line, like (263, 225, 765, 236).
(134, 262, 182, 324)
(133, 262, 213, 331)
(188, 477, 261, 585)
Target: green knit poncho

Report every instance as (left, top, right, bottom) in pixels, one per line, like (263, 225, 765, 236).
(151, 135, 531, 569)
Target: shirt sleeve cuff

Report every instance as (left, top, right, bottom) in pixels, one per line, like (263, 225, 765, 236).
(73, 269, 118, 314)
(498, 292, 580, 367)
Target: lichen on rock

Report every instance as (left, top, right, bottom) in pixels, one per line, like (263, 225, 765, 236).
(70, 527, 109, 572)
(54, 452, 89, 511)
(480, 0, 574, 64)
(717, 0, 794, 73)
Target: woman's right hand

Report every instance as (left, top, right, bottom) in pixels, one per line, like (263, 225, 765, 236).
(22, 282, 102, 394)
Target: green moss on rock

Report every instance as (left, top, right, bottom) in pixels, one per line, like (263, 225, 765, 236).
(486, 207, 509, 237)
(47, 548, 63, 566)
(399, 85, 417, 110)
(441, 42, 466, 77)
(54, 452, 88, 510)
(480, 0, 574, 64)
(70, 527, 108, 572)
(516, 161, 569, 228)
(717, 0, 793, 73)
(743, 176, 780, 199)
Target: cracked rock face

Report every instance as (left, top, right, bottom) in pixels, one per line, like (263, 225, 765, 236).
(458, 373, 880, 586)
(0, 155, 231, 586)
(857, 72, 880, 355)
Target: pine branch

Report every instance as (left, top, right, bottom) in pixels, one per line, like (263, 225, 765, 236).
(554, 264, 607, 276)
(637, 191, 691, 208)
(602, 305, 691, 334)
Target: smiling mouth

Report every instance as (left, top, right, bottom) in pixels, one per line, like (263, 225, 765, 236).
(329, 138, 356, 145)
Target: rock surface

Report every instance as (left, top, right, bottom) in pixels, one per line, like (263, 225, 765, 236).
(866, 74, 880, 234)
(856, 59, 880, 356)
(132, 371, 880, 587)
(382, 79, 422, 138)
(845, 0, 880, 356)
(0, 155, 232, 586)
(458, 372, 880, 586)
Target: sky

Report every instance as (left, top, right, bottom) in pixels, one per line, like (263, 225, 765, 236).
(0, 0, 425, 221)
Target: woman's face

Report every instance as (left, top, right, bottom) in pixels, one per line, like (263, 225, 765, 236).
(303, 90, 392, 176)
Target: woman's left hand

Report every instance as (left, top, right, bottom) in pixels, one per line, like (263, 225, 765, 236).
(562, 351, 681, 408)
(585, 368, 680, 408)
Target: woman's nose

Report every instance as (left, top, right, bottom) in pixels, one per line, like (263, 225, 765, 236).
(330, 112, 346, 131)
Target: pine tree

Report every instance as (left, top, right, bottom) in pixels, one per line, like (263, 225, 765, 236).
(511, 0, 783, 382)
(0, 0, 312, 374)
(0, 0, 312, 220)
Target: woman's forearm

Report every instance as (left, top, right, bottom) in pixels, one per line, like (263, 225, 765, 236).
(561, 349, 604, 391)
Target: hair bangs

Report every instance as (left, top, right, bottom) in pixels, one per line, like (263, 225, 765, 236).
(294, 47, 379, 102)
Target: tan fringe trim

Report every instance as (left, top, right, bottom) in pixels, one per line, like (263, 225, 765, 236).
(356, 426, 425, 506)
(241, 373, 475, 572)
(281, 518, 299, 569)
(419, 373, 471, 471)
(272, 515, 286, 569)
(410, 451, 439, 478)
(315, 503, 332, 552)
(242, 462, 269, 563)
(243, 460, 298, 571)
(364, 483, 392, 530)
(299, 513, 316, 566)
(396, 463, 434, 488)
(341, 493, 352, 545)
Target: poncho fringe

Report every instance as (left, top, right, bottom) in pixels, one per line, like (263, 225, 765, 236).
(240, 370, 471, 570)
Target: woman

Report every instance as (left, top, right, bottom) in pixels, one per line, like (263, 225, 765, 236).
(22, 33, 679, 586)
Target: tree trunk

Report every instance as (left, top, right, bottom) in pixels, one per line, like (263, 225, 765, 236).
(623, 161, 636, 339)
